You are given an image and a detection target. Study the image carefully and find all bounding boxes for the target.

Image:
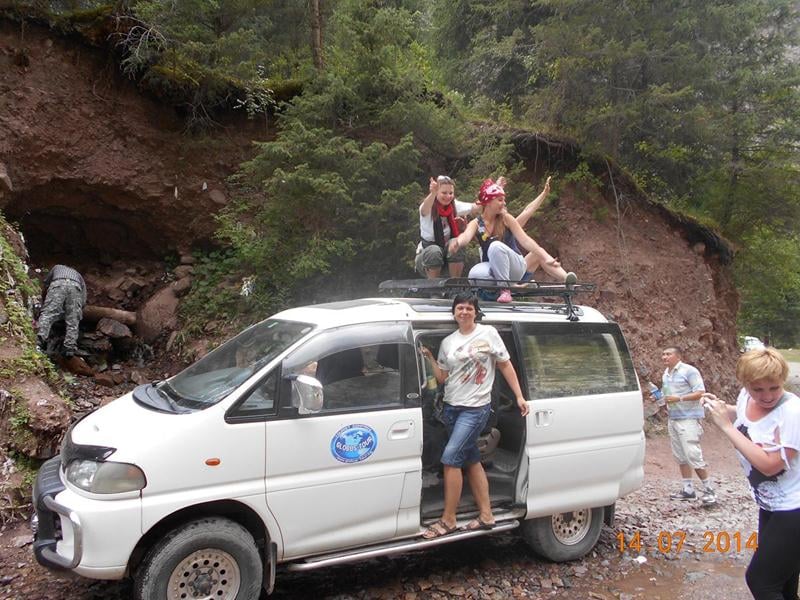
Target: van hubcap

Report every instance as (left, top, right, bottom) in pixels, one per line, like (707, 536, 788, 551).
(552, 509, 591, 545)
(167, 549, 241, 600)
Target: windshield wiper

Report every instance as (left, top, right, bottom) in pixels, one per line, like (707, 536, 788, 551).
(132, 383, 191, 414)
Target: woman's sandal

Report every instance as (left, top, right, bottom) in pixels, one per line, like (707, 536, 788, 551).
(463, 517, 496, 531)
(422, 519, 458, 539)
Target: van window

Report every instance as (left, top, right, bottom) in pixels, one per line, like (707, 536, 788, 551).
(282, 323, 416, 413)
(516, 323, 637, 399)
(227, 370, 278, 421)
(166, 319, 313, 408)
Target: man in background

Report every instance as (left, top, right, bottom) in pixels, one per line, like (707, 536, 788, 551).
(36, 264, 86, 358)
(661, 346, 716, 506)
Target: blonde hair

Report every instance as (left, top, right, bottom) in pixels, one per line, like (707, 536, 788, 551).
(736, 347, 789, 385)
(478, 204, 508, 241)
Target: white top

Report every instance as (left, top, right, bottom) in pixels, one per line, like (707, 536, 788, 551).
(733, 388, 800, 511)
(417, 199, 473, 253)
(437, 323, 510, 408)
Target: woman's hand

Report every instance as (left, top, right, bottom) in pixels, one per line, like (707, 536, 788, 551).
(516, 396, 530, 417)
(419, 345, 434, 362)
(702, 393, 733, 429)
(542, 175, 551, 196)
(429, 177, 438, 195)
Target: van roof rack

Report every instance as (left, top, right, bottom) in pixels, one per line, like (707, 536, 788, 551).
(378, 278, 596, 322)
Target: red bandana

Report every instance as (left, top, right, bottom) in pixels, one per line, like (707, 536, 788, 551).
(435, 201, 460, 238)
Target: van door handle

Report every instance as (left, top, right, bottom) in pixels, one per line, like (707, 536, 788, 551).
(388, 420, 414, 440)
(534, 410, 553, 427)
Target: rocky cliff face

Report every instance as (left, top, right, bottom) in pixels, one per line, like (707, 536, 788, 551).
(0, 19, 259, 263)
(0, 18, 742, 406)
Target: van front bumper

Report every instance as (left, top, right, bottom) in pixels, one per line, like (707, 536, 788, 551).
(32, 455, 139, 579)
(32, 456, 77, 570)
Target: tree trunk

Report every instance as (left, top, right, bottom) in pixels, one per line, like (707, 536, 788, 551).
(309, 0, 324, 70)
(83, 305, 137, 326)
(721, 100, 740, 228)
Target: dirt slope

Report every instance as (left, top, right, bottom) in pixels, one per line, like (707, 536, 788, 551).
(0, 18, 261, 262)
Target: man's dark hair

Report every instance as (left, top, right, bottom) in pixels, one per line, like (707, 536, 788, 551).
(451, 293, 483, 321)
(663, 346, 682, 356)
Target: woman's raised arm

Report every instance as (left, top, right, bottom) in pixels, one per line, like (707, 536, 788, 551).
(420, 177, 437, 217)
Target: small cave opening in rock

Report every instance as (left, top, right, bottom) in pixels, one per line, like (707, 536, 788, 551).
(7, 180, 166, 264)
(6, 182, 193, 386)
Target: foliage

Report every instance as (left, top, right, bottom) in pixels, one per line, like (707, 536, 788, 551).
(177, 249, 244, 337)
(218, 122, 422, 315)
(734, 228, 800, 346)
(432, 0, 800, 343)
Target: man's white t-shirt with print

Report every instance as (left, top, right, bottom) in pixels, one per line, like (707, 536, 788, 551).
(416, 199, 473, 254)
(437, 323, 509, 408)
(733, 388, 800, 511)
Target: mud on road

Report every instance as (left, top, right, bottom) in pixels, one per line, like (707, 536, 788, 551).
(0, 424, 759, 600)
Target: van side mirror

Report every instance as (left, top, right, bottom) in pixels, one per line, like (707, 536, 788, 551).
(292, 375, 324, 414)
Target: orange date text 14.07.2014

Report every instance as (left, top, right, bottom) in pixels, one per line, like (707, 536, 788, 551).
(617, 531, 758, 555)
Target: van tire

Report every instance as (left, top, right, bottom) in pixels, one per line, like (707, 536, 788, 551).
(133, 517, 262, 600)
(521, 507, 604, 562)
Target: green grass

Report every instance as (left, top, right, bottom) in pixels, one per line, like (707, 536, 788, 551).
(778, 348, 800, 363)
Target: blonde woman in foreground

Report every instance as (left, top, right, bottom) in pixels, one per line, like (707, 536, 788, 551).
(703, 347, 800, 600)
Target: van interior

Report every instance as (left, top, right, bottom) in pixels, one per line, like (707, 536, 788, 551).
(416, 328, 527, 520)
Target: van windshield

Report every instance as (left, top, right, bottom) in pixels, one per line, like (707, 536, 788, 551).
(161, 319, 314, 409)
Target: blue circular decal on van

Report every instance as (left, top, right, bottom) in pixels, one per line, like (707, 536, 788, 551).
(331, 424, 378, 463)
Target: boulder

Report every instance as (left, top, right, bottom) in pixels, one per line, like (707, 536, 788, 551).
(173, 265, 194, 279)
(171, 276, 192, 297)
(96, 317, 132, 339)
(136, 286, 179, 343)
(93, 372, 116, 388)
(6, 378, 71, 459)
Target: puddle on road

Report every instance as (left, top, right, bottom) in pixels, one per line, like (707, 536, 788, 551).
(602, 557, 749, 600)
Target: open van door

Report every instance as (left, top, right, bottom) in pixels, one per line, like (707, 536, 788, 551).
(513, 321, 644, 550)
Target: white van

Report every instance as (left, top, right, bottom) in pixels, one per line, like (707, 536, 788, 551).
(742, 335, 765, 352)
(32, 286, 645, 599)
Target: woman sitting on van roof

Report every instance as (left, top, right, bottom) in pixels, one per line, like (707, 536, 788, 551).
(447, 178, 577, 303)
(415, 175, 477, 279)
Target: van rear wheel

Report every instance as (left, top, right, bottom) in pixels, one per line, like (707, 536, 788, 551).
(521, 507, 604, 562)
(133, 517, 262, 600)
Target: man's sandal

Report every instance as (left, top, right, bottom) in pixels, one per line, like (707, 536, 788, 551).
(463, 517, 496, 531)
(422, 519, 457, 539)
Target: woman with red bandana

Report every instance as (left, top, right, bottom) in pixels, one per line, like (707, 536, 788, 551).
(415, 176, 477, 278)
(449, 178, 576, 303)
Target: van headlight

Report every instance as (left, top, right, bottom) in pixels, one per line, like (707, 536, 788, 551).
(65, 460, 146, 493)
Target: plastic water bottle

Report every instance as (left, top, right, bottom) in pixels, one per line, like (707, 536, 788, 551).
(648, 382, 665, 406)
(426, 372, 438, 391)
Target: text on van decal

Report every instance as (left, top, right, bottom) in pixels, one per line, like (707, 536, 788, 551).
(330, 424, 378, 463)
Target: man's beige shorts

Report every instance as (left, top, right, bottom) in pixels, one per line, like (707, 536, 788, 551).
(668, 418, 707, 468)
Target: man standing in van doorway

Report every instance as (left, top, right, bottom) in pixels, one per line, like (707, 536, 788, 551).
(661, 346, 716, 506)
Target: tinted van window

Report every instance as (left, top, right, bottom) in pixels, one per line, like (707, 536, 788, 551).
(516, 323, 637, 399)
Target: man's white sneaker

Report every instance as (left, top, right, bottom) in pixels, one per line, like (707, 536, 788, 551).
(701, 490, 717, 506)
(669, 489, 696, 500)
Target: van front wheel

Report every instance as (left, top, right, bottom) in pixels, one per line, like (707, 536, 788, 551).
(133, 517, 262, 600)
(521, 507, 604, 562)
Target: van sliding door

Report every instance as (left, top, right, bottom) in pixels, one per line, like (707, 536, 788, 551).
(512, 322, 644, 516)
